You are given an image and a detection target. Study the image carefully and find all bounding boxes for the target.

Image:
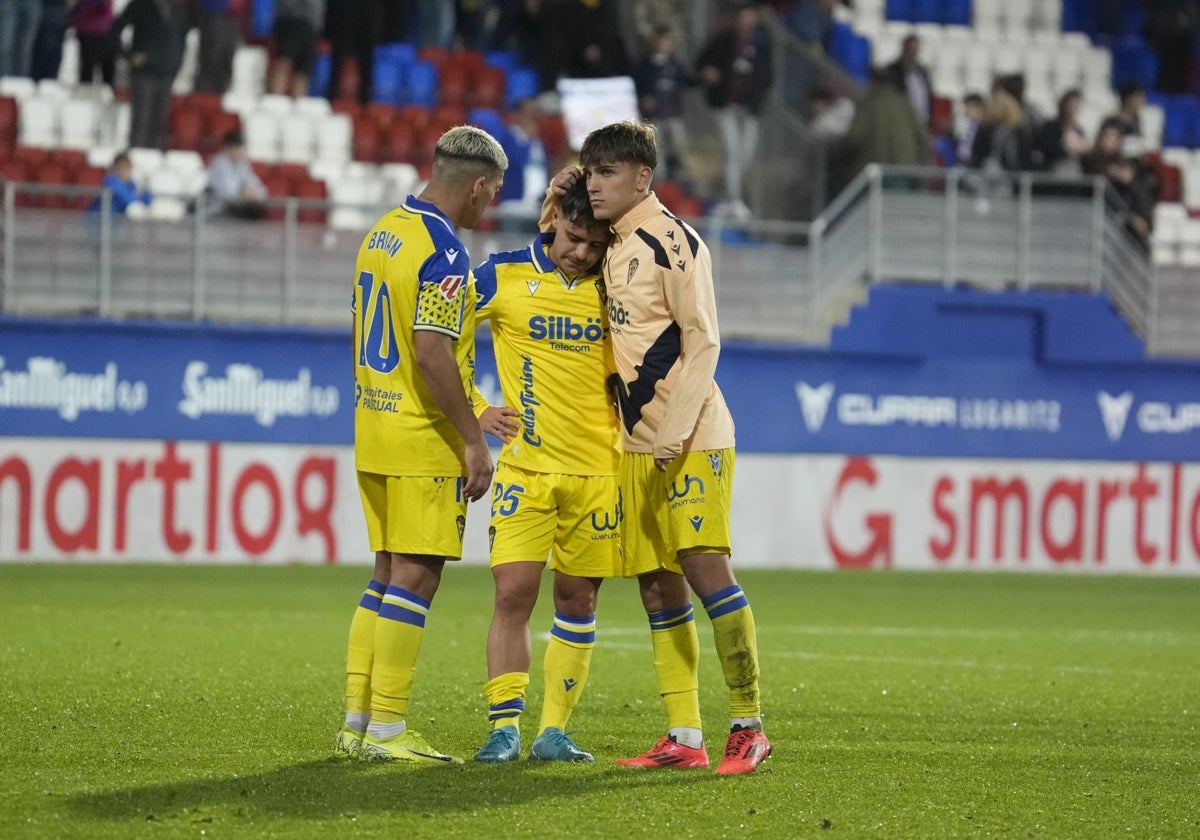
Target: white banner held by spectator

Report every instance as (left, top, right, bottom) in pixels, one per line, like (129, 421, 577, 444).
(556, 76, 641, 151)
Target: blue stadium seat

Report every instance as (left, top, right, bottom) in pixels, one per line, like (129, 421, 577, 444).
(942, 0, 971, 26)
(252, 0, 274, 38)
(404, 61, 439, 108)
(1111, 36, 1158, 90)
(505, 67, 539, 110)
(1060, 0, 1097, 35)
(467, 107, 507, 139)
(886, 0, 914, 22)
(310, 53, 331, 98)
(485, 51, 516, 72)
(913, 0, 941, 23)
(1161, 99, 1192, 147)
(830, 27, 872, 85)
(372, 48, 407, 104)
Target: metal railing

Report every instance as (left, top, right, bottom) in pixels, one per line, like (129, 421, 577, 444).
(1, 169, 1192, 356)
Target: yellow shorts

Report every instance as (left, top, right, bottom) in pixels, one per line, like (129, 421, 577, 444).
(357, 471, 467, 558)
(620, 448, 734, 577)
(489, 463, 621, 578)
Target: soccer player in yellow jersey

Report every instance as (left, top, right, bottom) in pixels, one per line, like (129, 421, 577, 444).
(542, 122, 771, 775)
(336, 125, 508, 764)
(469, 178, 620, 764)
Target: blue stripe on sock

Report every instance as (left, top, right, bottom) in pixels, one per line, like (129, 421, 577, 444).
(384, 586, 430, 611)
(649, 603, 694, 631)
(551, 625, 596, 645)
(378, 603, 427, 627)
(358, 582, 385, 610)
(488, 698, 525, 721)
(705, 594, 749, 620)
(701, 585, 742, 609)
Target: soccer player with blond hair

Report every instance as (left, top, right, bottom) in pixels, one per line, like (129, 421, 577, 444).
(336, 125, 507, 764)
(542, 121, 771, 775)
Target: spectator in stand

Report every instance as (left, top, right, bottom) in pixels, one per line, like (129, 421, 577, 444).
(630, 0, 688, 60)
(558, 0, 628, 79)
(1144, 0, 1199, 95)
(885, 34, 933, 130)
(110, 0, 196, 150)
(787, 0, 837, 52)
(495, 97, 549, 229)
(634, 26, 692, 182)
(195, 0, 242, 94)
(416, 0, 455, 48)
(0, 0, 43, 77)
(973, 83, 1033, 172)
(1108, 81, 1146, 157)
(1083, 120, 1157, 247)
(325, 0, 383, 104)
(1034, 89, 1090, 174)
(842, 67, 929, 178)
(697, 1, 774, 219)
(205, 128, 269, 218)
(91, 151, 152, 214)
(31, 0, 70, 81)
(269, 0, 325, 97)
(72, 0, 115, 85)
(957, 92, 985, 167)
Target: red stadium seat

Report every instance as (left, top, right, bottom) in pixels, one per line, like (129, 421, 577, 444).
(352, 115, 381, 161)
(418, 46, 450, 69)
(472, 66, 506, 110)
(12, 145, 47, 168)
(438, 63, 471, 108)
(931, 96, 953, 137)
(204, 111, 241, 156)
(336, 57, 360, 102)
(273, 162, 308, 185)
(48, 148, 87, 178)
(378, 121, 416, 164)
(653, 179, 686, 208)
(0, 159, 28, 182)
(171, 107, 205, 151)
(262, 175, 291, 219)
(331, 98, 362, 120)
(70, 165, 105, 210)
(34, 162, 69, 208)
(431, 104, 467, 132)
(537, 114, 570, 166)
(367, 102, 399, 130)
(0, 95, 17, 152)
(396, 104, 432, 133)
(294, 177, 327, 223)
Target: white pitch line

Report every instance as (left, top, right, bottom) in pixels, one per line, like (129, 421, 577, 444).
(576, 625, 1193, 645)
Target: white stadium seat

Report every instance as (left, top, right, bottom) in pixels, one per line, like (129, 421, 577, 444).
(18, 97, 58, 147)
(315, 113, 352, 165)
(58, 98, 100, 150)
(279, 112, 317, 163)
(244, 110, 281, 162)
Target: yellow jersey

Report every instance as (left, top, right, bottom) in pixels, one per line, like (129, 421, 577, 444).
(474, 233, 620, 476)
(352, 195, 477, 477)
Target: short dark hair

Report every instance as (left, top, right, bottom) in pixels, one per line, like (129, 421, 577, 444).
(559, 175, 602, 229)
(1118, 81, 1145, 104)
(579, 121, 657, 171)
(963, 92, 985, 108)
(112, 151, 131, 167)
(222, 129, 244, 147)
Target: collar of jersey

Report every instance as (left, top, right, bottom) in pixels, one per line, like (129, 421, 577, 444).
(528, 231, 557, 274)
(612, 192, 665, 240)
(401, 194, 455, 232)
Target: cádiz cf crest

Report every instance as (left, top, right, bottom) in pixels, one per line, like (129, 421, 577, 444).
(626, 257, 639, 284)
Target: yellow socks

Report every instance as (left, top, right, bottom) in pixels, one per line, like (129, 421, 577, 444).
(701, 585, 762, 719)
(648, 603, 701, 731)
(484, 672, 530, 730)
(539, 612, 596, 732)
(368, 585, 430, 726)
(344, 580, 385, 726)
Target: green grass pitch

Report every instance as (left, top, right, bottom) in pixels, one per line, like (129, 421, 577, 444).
(1, 564, 1198, 839)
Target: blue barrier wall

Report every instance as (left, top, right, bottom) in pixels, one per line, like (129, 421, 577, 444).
(2, 299, 1198, 462)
